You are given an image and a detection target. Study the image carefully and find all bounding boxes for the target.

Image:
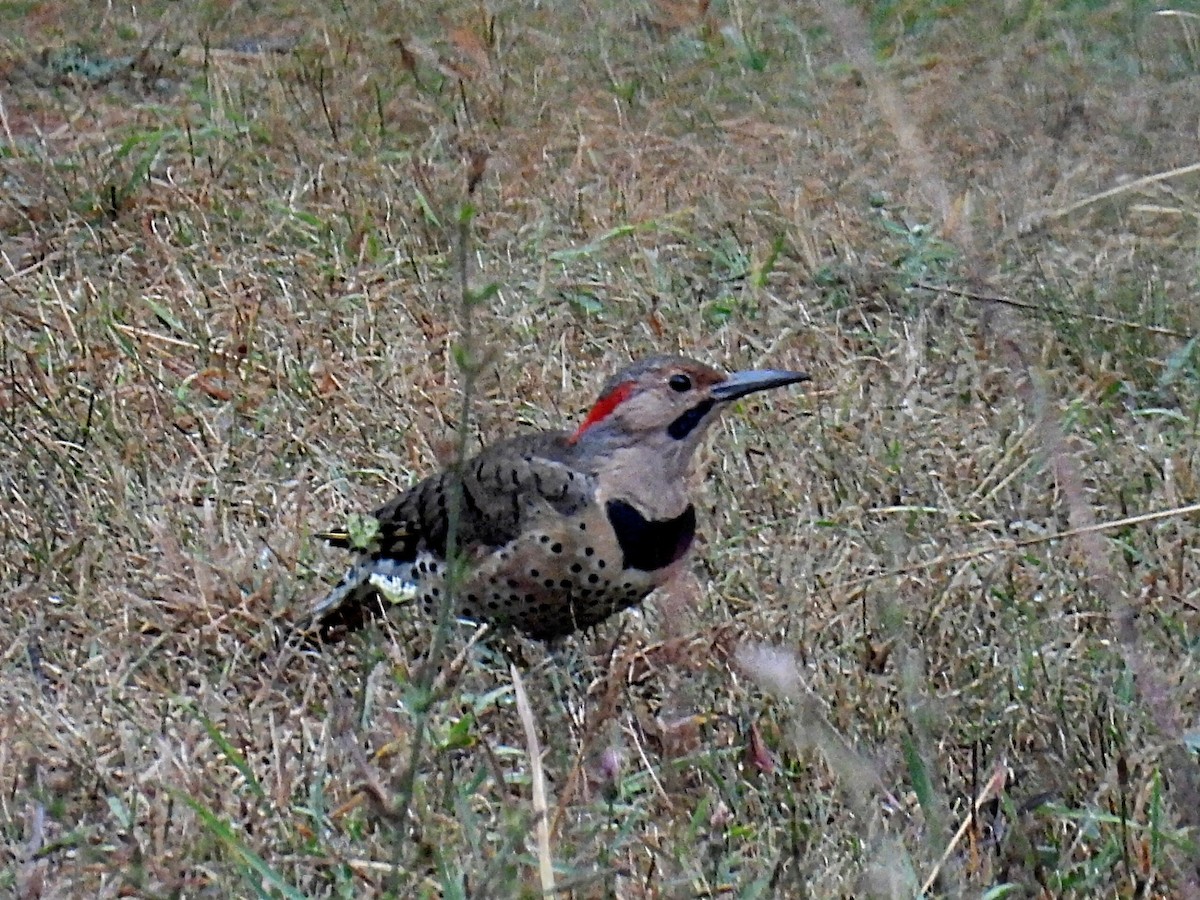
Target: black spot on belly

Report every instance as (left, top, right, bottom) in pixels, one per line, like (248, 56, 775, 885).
(605, 500, 697, 571)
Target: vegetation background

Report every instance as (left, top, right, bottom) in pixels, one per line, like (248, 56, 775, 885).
(2, 0, 1199, 896)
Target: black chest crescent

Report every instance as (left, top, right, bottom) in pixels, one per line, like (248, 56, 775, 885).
(605, 500, 697, 572)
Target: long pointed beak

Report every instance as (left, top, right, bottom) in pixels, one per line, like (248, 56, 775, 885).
(710, 368, 811, 402)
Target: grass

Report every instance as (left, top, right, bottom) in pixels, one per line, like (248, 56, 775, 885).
(2, 0, 1199, 896)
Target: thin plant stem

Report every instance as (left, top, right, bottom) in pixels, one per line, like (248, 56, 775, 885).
(390, 175, 482, 857)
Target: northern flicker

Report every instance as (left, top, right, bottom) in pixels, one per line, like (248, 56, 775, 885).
(312, 355, 808, 640)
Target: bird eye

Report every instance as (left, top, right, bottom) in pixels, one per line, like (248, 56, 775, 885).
(668, 373, 692, 393)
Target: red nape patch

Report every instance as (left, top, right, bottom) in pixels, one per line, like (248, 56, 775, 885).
(569, 381, 636, 444)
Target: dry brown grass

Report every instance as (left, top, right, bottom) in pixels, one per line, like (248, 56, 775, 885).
(2, 1, 1199, 896)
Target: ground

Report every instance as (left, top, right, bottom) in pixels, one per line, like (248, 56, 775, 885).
(1, 0, 1199, 896)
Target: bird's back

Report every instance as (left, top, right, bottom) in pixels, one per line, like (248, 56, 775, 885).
(311, 431, 610, 635)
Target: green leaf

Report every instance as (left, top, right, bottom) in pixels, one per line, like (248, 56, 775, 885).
(346, 513, 381, 550)
(751, 234, 785, 288)
(565, 291, 604, 314)
(981, 884, 1021, 900)
(289, 209, 326, 231)
(173, 790, 307, 900)
(1158, 334, 1198, 391)
(106, 794, 133, 829)
(467, 281, 502, 305)
(143, 297, 189, 338)
(413, 188, 442, 226)
(707, 296, 737, 325)
(200, 715, 266, 799)
(901, 732, 934, 814)
(440, 714, 476, 752)
(470, 683, 515, 715)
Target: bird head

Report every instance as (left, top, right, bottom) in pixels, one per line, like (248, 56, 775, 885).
(568, 355, 809, 457)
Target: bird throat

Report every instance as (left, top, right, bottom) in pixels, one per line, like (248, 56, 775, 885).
(605, 499, 696, 571)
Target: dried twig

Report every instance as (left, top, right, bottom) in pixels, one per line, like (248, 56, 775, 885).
(512, 664, 555, 895)
(920, 759, 1009, 895)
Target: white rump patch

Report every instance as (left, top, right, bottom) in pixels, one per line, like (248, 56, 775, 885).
(369, 559, 420, 605)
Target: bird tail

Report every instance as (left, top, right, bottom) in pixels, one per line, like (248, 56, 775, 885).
(311, 560, 370, 617)
(309, 558, 419, 635)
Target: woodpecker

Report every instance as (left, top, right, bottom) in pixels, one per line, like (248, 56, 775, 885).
(312, 355, 808, 639)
